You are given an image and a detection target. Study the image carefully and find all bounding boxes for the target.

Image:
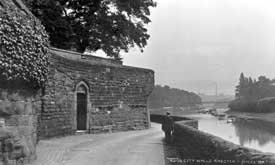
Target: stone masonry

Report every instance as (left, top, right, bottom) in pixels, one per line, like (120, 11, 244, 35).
(150, 114, 275, 164)
(0, 0, 154, 163)
(38, 48, 154, 138)
(0, 80, 40, 164)
(0, 48, 154, 164)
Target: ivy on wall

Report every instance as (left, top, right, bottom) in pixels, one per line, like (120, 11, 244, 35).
(0, 6, 49, 87)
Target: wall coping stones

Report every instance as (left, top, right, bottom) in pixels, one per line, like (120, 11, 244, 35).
(50, 47, 123, 66)
(50, 47, 154, 73)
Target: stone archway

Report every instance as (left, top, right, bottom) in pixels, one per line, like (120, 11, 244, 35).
(75, 81, 89, 131)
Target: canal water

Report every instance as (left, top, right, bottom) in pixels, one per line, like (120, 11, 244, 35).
(185, 110, 275, 154)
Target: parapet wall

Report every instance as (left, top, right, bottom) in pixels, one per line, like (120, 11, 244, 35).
(50, 48, 123, 66)
(150, 113, 275, 163)
(150, 114, 198, 128)
(173, 120, 275, 163)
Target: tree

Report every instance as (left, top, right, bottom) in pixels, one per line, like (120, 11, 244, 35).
(235, 73, 245, 99)
(231, 73, 275, 112)
(148, 85, 202, 109)
(23, 0, 157, 59)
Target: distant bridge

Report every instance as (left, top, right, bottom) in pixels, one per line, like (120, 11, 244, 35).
(200, 101, 232, 104)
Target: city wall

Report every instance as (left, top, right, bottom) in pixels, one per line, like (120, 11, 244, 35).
(39, 48, 154, 138)
(0, 80, 40, 164)
(150, 114, 275, 163)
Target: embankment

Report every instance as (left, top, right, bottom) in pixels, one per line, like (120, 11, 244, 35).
(150, 114, 275, 163)
(226, 110, 275, 123)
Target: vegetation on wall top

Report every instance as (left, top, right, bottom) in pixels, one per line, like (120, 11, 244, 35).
(0, 3, 49, 87)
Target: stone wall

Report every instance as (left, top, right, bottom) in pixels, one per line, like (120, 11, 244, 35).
(150, 114, 198, 129)
(173, 121, 275, 163)
(151, 113, 275, 163)
(0, 80, 40, 164)
(39, 48, 154, 138)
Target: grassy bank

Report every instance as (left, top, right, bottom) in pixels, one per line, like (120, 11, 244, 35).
(226, 110, 275, 123)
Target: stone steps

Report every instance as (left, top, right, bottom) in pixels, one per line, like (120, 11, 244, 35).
(75, 130, 88, 135)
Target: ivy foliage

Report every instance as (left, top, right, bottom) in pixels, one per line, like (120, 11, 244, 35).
(0, 5, 49, 87)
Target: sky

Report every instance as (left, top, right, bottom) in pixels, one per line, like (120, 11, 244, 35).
(111, 0, 275, 95)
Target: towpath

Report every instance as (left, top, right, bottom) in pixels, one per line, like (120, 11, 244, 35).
(29, 123, 178, 165)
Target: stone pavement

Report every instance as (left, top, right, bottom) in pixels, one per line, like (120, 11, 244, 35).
(28, 123, 170, 165)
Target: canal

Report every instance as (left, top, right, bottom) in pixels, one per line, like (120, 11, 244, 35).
(184, 109, 275, 154)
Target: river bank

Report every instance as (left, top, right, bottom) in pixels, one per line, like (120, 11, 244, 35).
(226, 110, 275, 123)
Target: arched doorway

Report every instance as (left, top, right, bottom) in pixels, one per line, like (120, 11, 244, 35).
(76, 84, 88, 130)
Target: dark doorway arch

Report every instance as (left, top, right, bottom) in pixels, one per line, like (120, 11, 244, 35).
(76, 82, 89, 130)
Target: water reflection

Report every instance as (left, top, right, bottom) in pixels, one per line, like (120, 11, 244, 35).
(233, 119, 275, 147)
(188, 113, 275, 153)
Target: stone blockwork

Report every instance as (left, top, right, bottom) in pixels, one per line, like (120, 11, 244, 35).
(151, 113, 275, 163)
(150, 114, 198, 129)
(39, 48, 154, 138)
(173, 121, 275, 163)
(0, 81, 41, 164)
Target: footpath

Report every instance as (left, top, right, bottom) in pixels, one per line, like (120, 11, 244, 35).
(28, 123, 178, 165)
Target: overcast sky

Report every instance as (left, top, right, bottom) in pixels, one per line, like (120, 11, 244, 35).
(120, 0, 275, 95)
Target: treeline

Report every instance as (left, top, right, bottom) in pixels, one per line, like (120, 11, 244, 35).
(229, 73, 275, 112)
(148, 85, 202, 108)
